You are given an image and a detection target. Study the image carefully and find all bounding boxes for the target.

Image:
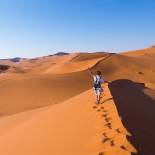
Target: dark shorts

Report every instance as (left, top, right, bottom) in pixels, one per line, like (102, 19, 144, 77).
(93, 87, 103, 95)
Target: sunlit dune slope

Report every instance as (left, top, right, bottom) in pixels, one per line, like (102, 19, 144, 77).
(0, 85, 136, 155)
(0, 52, 109, 116)
(1, 49, 155, 116)
(69, 52, 108, 62)
(122, 47, 155, 57)
(35, 52, 109, 74)
(0, 71, 92, 116)
(91, 52, 155, 84)
(0, 48, 155, 155)
(0, 89, 102, 155)
(0, 52, 109, 74)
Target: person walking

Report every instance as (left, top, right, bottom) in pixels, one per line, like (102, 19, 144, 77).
(88, 68, 105, 104)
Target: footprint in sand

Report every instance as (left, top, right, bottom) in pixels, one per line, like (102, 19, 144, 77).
(92, 105, 97, 109)
(101, 106, 104, 109)
(102, 137, 110, 143)
(103, 110, 108, 113)
(105, 123, 112, 129)
(102, 133, 108, 138)
(102, 114, 108, 117)
(108, 125, 112, 129)
(120, 145, 126, 150)
(116, 128, 121, 134)
(110, 140, 115, 147)
(105, 117, 112, 122)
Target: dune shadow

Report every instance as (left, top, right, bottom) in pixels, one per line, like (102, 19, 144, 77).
(109, 79, 155, 155)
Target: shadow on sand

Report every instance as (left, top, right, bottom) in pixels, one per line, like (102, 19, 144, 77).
(109, 79, 155, 155)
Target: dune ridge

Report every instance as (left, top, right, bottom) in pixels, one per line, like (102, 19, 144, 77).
(94, 83, 137, 155)
(0, 48, 155, 154)
(0, 83, 137, 155)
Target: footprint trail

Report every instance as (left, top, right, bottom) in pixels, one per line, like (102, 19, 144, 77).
(92, 83, 137, 155)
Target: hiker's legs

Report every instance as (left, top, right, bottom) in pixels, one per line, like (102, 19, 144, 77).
(94, 87, 101, 103)
(96, 89, 100, 103)
(97, 94, 100, 103)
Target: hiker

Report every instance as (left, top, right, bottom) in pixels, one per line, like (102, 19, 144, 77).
(88, 68, 105, 104)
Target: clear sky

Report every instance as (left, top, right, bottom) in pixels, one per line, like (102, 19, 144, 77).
(0, 0, 155, 58)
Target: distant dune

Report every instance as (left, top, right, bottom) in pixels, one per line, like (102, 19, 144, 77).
(0, 64, 10, 73)
(122, 47, 155, 57)
(0, 48, 155, 155)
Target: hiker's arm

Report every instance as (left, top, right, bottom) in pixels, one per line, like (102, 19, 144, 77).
(102, 77, 109, 83)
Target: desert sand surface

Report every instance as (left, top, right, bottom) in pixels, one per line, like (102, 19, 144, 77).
(122, 47, 155, 57)
(0, 49, 155, 155)
(0, 84, 137, 155)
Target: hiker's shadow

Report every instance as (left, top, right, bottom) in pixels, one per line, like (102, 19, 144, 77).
(109, 79, 155, 155)
(100, 97, 113, 104)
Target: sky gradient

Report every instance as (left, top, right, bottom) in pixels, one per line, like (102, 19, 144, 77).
(0, 0, 155, 58)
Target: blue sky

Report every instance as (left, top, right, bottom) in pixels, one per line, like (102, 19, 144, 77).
(0, 0, 155, 58)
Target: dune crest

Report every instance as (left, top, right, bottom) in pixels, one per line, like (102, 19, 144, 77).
(0, 48, 155, 154)
(0, 83, 137, 155)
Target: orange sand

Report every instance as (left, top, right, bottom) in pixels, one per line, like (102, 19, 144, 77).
(0, 84, 137, 155)
(0, 48, 155, 154)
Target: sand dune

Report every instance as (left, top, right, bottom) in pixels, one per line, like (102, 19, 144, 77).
(0, 52, 109, 74)
(27, 52, 108, 74)
(0, 71, 93, 116)
(122, 47, 155, 57)
(0, 84, 137, 155)
(109, 80, 155, 154)
(43, 57, 104, 74)
(91, 52, 155, 84)
(0, 48, 155, 155)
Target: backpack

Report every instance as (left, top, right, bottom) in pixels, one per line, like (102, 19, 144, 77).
(94, 75, 101, 88)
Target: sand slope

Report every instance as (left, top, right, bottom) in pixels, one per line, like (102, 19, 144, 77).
(0, 49, 155, 155)
(122, 47, 155, 57)
(0, 52, 109, 116)
(109, 80, 155, 154)
(91, 52, 155, 84)
(0, 52, 108, 74)
(0, 84, 136, 155)
(0, 71, 92, 116)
